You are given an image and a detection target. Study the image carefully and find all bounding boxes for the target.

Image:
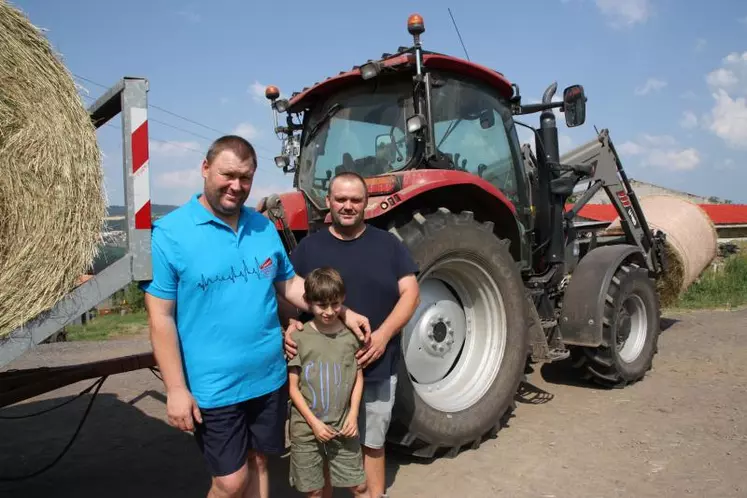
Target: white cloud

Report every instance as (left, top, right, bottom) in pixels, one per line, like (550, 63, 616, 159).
(232, 122, 260, 140)
(681, 91, 698, 100)
(706, 90, 747, 149)
(706, 68, 738, 90)
(150, 140, 202, 157)
(680, 111, 698, 129)
(635, 78, 667, 96)
(695, 38, 707, 53)
(645, 148, 700, 171)
(249, 81, 266, 103)
(704, 51, 747, 149)
(595, 0, 651, 27)
(220, 97, 230, 105)
(156, 168, 203, 190)
(618, 141, 645, 155)
(617, 134, 701, 171)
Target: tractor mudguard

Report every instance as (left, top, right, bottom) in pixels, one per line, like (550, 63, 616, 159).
(559, 244, 645, 347)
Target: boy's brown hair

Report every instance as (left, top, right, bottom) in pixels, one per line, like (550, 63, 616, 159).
(304, 267, 346, 305)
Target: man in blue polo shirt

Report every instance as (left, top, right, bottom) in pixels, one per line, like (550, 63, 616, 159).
(141, 136, 370, 498)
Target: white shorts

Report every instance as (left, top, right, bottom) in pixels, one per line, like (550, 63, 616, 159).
(358, 375, 397, 450)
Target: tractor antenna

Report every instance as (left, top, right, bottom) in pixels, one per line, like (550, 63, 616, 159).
(448, 8, 470, 61)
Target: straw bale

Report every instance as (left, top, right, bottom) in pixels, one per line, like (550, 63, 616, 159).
(0, 1, 105, 338)
(605, 195, 718, 307)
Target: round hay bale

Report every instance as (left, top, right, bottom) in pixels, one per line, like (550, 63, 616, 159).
(0, 1, 105, 338)
(605, 195, 718, 307)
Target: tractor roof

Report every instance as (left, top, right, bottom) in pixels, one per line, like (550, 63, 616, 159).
(287, 49, 514, 112)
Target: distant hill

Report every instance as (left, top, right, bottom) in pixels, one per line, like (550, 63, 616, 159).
(106, 204, 179, 218)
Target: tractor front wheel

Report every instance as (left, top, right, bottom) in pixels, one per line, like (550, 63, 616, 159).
(386, 208, 528, 458)
(571, 263, 661, 387)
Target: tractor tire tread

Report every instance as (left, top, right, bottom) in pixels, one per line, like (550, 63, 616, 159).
(572, 264, 661, 388)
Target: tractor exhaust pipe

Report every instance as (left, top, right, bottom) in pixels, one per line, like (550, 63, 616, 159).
(536, 82, 565, 267)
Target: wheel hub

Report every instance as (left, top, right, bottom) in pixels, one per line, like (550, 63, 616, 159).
(616, 294, 648, 363)
(616, 309, 632, 348)
(405, 279, 467, 384)
(424, 318, 455, 357)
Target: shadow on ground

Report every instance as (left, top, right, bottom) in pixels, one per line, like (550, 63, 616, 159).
(0, 390, 403, 498)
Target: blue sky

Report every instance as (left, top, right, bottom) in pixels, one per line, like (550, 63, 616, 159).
(13, 0, 747, 205)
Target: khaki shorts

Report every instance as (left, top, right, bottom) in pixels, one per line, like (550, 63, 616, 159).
(289, 437, 365, 493)
(358, 375, 397, 449)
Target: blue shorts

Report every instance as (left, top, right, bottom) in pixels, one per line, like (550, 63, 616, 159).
(194, 384, 288, 477)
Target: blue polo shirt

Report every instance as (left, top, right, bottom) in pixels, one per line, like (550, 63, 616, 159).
(140, 194, 295, 409)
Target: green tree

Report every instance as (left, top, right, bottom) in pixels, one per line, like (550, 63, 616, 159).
(123, 282, 145, 311)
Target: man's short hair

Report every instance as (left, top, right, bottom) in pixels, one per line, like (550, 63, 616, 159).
(328, 171, 368, 200)
(206, 135, 257, 169)
(304, 267, 346, 304)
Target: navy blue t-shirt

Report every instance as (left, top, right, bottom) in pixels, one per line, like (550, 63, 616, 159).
(290, 225, 419, 382)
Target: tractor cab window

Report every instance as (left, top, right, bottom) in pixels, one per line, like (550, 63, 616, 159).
(298, 81, 416, 206)
(431, 76, 521, 203)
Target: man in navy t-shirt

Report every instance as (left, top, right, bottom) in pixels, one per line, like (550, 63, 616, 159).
(283, 172, 420, 498)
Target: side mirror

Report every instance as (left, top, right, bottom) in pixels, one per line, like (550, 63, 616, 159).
(375, 134, 395, 162)
(563, 85, 587, 128)
(479, 109, 495, 129)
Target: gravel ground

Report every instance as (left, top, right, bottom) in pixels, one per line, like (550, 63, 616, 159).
(1, 308, 745, 498)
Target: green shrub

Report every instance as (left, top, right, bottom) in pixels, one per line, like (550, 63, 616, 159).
(676, 253, 747, 309)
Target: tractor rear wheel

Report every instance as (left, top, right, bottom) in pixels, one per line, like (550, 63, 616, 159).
(386, 208, 528, 458)
(571, 263, 660, 387)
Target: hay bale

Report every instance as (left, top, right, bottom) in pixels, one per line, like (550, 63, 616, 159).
(0, 1, 105, 338)
(605, 195, 718, 306)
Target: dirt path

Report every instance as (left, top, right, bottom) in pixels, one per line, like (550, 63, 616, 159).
(1, 308, 745, 498)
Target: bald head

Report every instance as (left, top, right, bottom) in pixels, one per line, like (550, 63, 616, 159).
(329, 171, 368, 201)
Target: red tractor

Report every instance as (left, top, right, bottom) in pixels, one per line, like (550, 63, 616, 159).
(258, 14, 668, 458)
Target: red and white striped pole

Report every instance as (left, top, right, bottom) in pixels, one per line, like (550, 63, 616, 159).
(130, 107, 151, 230)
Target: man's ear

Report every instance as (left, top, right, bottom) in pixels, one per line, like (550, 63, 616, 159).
(325, 195, 331, 209)
(201, 159, 209, 180)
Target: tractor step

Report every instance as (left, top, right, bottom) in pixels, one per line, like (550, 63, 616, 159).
(541, 319, 558, 329)
(547, 347, 571, 362)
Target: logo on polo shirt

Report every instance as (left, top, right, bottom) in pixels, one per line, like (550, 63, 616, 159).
(258, 256, 275, 278)
(196, 255, 275, 292)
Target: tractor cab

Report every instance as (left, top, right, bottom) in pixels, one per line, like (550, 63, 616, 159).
(294, 70, 526, 211)
(264, 14, 587, 264)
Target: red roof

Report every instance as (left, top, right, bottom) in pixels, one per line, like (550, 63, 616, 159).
(567, 203, 747, 225)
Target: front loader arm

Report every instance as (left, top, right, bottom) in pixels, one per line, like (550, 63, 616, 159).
(560, 129, 666, 276)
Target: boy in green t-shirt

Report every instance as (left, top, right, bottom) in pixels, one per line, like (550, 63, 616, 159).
(287, 267, 370, 498)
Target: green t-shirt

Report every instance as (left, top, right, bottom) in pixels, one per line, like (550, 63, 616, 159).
(288, 321, 363, 442)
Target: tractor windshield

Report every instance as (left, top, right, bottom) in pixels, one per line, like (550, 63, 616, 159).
(297, 80, 416, 205)
(430, 75, 522, 204)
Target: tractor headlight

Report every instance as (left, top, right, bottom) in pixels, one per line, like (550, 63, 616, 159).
(274, 99, 290, 113)
(360, 61, 381, 81)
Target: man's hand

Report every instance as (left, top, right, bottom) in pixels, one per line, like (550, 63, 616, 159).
(283, 318, 304, 359)
(356, 329, 390, 368)
(341, 307, 372, 346)
(339, 413, 359, 438)
(167, 386, 202, 432)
